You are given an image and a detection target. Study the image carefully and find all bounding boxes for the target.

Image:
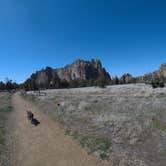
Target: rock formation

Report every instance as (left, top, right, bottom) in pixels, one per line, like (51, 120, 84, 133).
(120, 73, 134, 84)
(24, 59, 111, 89)
(55, 59, 110, 81)
(136, 63, 166, 82)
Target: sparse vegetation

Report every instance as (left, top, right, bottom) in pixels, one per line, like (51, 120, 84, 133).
(64, 129, 111, 160)
(96, 75, 107, 88)
(24, 84, 166, 165)
(79, 136, 111, 160)
(151, 79, 165, 88)
(111, 76, 119, 85)
(20, 90, 36, 102)
(152, 118, 166, 131)
(0, 79, 19, 91)
(0, 93, 12, 158)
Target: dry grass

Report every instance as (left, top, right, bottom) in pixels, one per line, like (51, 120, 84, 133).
(0, 92, 12, 163)
(26, 84, 166, 165)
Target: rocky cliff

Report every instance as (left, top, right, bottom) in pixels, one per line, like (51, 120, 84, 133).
(26, 59, 111, 88)
(55, 59, 110, 81)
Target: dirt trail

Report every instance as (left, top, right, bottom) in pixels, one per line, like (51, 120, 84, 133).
(10, 93, 110, 166)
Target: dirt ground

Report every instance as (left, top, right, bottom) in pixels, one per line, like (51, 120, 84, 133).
(9, 93, 111, 166)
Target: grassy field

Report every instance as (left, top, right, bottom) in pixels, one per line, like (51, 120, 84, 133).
(25, 84, 166, 166)
(0, 92, 12, 163)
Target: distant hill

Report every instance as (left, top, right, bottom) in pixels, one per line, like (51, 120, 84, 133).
(111, 64, 166, 85)
(136, 63, 166, 82)
(23, 59, 111, 90)
(112, 64, 166, 84)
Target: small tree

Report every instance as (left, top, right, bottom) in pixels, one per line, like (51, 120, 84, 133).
(5, 79, 14, 91)
(88, 79, 95, 87)
(69, 80, 79, 88)
(151, 81, 157, 88)
(60, 79, 69, 88)
(151, 79, 165, 88)
(159, 81, 165, 88)
(23, 79, 31, 91)
(115, 76, 119, 84)
(0, 81, 6, 90)
(97, 75, 106, 88)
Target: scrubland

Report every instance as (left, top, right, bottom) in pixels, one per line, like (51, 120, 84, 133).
(27, 84, 166, 166)
(0, 92, 12, 165)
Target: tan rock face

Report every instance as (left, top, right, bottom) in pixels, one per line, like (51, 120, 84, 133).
(29, 59, 111, 85)
(55, 59, 107, 81)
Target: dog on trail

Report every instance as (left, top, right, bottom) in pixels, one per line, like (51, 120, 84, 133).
(27, 111, 34, 120)
(31, 118, 40, 126)
(26, 110, 40, 126)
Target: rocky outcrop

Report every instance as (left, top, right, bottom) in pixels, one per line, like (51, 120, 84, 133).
(136, 63, 166, 82)
(25, 59, 111, 88)
(55, 59, 110, 81)
(120, 73, 135, 84)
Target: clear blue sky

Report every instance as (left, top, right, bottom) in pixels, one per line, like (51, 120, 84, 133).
(0, 0, 166, 83)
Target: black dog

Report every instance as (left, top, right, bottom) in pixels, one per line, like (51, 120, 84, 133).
(27, 111, 34, 120)
(31, 118, 40, 126)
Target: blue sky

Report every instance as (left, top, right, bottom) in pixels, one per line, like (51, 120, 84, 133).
(0, 0, 166, 83)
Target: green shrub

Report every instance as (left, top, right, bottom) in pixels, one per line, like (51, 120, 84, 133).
(64, 128, 111, 161)
(151, 79, 165, 88)
(151, 81, 157, 88)
(152, 118, 166, 131)
(159, 81, 165, 88)
(0, 106, 12, 113)
(96, 76, 106, 88)
(79, 136, 111, 160)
